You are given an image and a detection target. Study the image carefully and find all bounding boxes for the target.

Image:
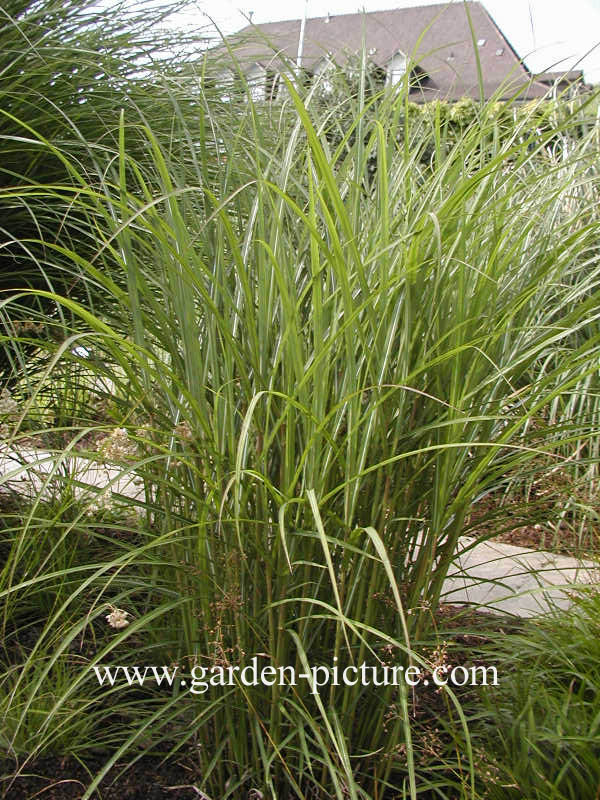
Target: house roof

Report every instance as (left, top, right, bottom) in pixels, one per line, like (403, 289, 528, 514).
(220, 2, 550, 101)
(535, 70, 584, 85)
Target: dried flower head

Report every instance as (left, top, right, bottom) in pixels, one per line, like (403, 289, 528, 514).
(98, 427, 137, 462)
(0, 388, 18, 417)
(136, 422, 153, 441)
(13, 320, 44, 336)
(124, 506, 145, 528)
(105, 607, 130, 629)
(84, 492, 116, 517)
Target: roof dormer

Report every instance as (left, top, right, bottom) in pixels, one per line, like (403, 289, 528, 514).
(386, 51, 408, 86)
(243, 63, 280, 101)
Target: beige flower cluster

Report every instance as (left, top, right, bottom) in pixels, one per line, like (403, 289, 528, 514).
(84, 491, 116, 518)
(0, 388, 19, 439)
(98, 427, 137, 462)
(105, 607, 130, 629)
(0, 388, 18, 416)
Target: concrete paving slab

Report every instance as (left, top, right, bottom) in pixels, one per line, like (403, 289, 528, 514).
(0, 445, 144, 501)
(443, 535, 599, 616)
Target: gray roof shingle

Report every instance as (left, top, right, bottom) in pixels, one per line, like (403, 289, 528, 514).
(219, 2, 550, 100)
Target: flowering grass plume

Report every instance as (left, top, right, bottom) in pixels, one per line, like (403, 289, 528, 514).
(98, 427, 137, 462)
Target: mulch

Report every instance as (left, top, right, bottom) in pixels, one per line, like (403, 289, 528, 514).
(0, 606, 521, 800)
(466, 489, 599, 558)
(0, 754, 203, 800)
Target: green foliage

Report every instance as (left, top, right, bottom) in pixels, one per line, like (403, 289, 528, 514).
(1, 14, 600, 799)
(473, 591, 600, 799)
(0, 0, 207, 379)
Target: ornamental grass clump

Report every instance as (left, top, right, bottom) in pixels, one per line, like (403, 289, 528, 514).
(473, 590, 600, 800)
(1, 13, 600, 797)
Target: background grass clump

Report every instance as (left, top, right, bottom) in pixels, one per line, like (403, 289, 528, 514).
(1, 2, 600, 797)
(472, 590, 600, 800)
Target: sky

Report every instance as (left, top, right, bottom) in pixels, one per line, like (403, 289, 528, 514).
(174, 0, 600, 84)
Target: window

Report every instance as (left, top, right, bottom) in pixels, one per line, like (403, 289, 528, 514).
(265, 70, 279, 101)
(477, 38, 486, 47)
(409, 66, 430, 90)
(495, 48, 504, 56)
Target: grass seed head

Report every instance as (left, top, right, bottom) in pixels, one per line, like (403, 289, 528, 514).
(0, 388, 18, 417)
(98, 427, 137, 461)
(105, 608, 130, 629)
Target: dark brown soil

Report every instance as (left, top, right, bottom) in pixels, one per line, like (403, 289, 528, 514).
(0, 754, 203, 800)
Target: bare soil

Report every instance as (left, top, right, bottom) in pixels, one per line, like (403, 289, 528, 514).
(0, 754, 202, 800)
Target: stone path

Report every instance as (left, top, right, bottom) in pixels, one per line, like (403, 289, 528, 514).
(444, 536, 598, 616)
(0, 445, 144, 501)
(1, 446, 598, 617)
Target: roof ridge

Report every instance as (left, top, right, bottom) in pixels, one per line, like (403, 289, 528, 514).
(235, 2, 483, 33)
(223, 2, 550, 102)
